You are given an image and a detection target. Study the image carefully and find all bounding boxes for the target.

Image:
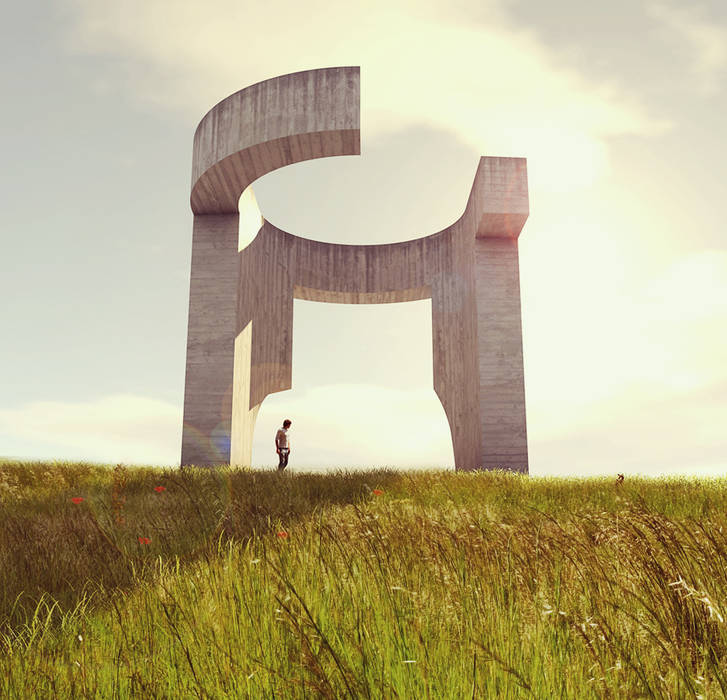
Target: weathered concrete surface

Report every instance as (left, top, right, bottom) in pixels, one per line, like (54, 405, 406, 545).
(181, 214, 238, 466)
(181, 66, 529, 472)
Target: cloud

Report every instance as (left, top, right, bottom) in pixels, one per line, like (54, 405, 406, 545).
(61, 0, 670, 192)
(646, 0, 727, 95)
(525, 247, 727, 476)
(252, 383, 455, 470)
(642, 249, 727, 323)
(0, 386, 455, 471)
(0, 394, 181, 466)
(529, 377, 727, 477)
(592, 249, 727, 394)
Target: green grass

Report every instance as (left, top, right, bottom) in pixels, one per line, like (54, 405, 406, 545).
(2, 460, 727, 698)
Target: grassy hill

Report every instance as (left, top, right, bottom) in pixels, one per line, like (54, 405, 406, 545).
(1, 460, 727, 698)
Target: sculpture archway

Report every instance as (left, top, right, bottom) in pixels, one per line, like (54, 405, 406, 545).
(181, 66, 529, 472)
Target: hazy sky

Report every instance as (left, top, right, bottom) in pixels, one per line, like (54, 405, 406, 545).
(1, 0, 725, 476)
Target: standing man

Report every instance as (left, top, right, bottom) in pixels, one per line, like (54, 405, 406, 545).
(275, 419, 292, 471)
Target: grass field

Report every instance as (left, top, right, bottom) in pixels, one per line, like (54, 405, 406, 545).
(2, 459, 727, 698)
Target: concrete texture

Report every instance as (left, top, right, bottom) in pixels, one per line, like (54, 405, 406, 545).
(181, 66, 529, 472)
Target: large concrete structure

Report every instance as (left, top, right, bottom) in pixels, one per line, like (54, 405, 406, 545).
(181, 66, 529, 472)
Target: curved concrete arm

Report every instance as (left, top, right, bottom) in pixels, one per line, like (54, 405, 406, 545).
(191, 66, 360, 214)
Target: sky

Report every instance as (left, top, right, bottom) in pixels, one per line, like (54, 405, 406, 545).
(0, 0, 725, 477)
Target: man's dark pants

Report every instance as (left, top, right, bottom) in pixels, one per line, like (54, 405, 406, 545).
(278, 448, 290, 470)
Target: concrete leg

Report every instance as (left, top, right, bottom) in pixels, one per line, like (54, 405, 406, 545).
(431, 275, 483, 471)
(474, 237, 528, 472)
(180, 214, 240, 467)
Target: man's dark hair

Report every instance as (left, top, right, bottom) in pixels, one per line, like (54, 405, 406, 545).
(283, 419, 292, 428)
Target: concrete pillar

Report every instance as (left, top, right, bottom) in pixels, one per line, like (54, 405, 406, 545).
(474, 238, 528, 471)
(472, 157, 529, 472)
(180, 214, 239, 466)
(431, 271, 482, 472)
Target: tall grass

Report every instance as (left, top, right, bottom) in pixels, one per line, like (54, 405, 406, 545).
(2, 460, 727, 697)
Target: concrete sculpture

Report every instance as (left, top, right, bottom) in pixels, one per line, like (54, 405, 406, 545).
(181, 66, 529, 472)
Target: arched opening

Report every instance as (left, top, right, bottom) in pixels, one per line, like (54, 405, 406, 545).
(249, 298, 454, 473)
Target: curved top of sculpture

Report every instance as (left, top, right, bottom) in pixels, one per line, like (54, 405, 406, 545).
(191, 66, 360, 214)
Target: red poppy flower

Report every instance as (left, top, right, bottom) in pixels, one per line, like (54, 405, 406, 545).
(138, 536, 151, 544)
(277, 531, 288, 538)
(154, 486, 166, 492)
(71, 497, 84, 504)
(372, 489, 383, 496)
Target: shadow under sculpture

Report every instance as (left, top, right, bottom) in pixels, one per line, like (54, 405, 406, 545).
(181, 66, 529, 473)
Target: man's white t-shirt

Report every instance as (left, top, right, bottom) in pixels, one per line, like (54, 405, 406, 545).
(276, 427, 290, 449)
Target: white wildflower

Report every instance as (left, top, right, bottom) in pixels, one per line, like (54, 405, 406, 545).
(698, 595, 724, 623)
(668, 578, 724, 622)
